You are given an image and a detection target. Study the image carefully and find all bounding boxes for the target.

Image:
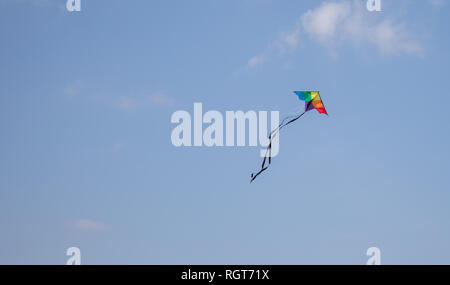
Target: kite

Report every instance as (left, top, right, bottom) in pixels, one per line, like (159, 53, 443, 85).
(250, 91, 328, 183)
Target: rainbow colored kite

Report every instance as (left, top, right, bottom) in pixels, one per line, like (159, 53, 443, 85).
(293, 91, 328, 115)
(250, 91, 328, 182)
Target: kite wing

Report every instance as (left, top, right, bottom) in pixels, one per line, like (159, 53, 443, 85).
(293, 91, 328, 115)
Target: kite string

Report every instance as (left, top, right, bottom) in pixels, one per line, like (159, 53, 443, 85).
(250, 109, 307, 183)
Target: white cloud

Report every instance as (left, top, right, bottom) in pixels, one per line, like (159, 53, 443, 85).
(369, 20, 423, 55)
(246, 0, 424, 67)
(247, 55, 266, 68)
(274, 23, 302, 51)
(282, 27, 301, 48)
(246, 20, 301, 69)
(301, 1, 424, 56)
(149, 92, 175, 105)
(301, 2, 350, 44)
(73, 219, 112, 231)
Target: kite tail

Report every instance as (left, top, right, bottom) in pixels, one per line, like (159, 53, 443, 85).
(250, 110, 307, 183)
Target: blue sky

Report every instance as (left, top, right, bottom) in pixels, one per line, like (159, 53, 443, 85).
(1, 0, 450, 264)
